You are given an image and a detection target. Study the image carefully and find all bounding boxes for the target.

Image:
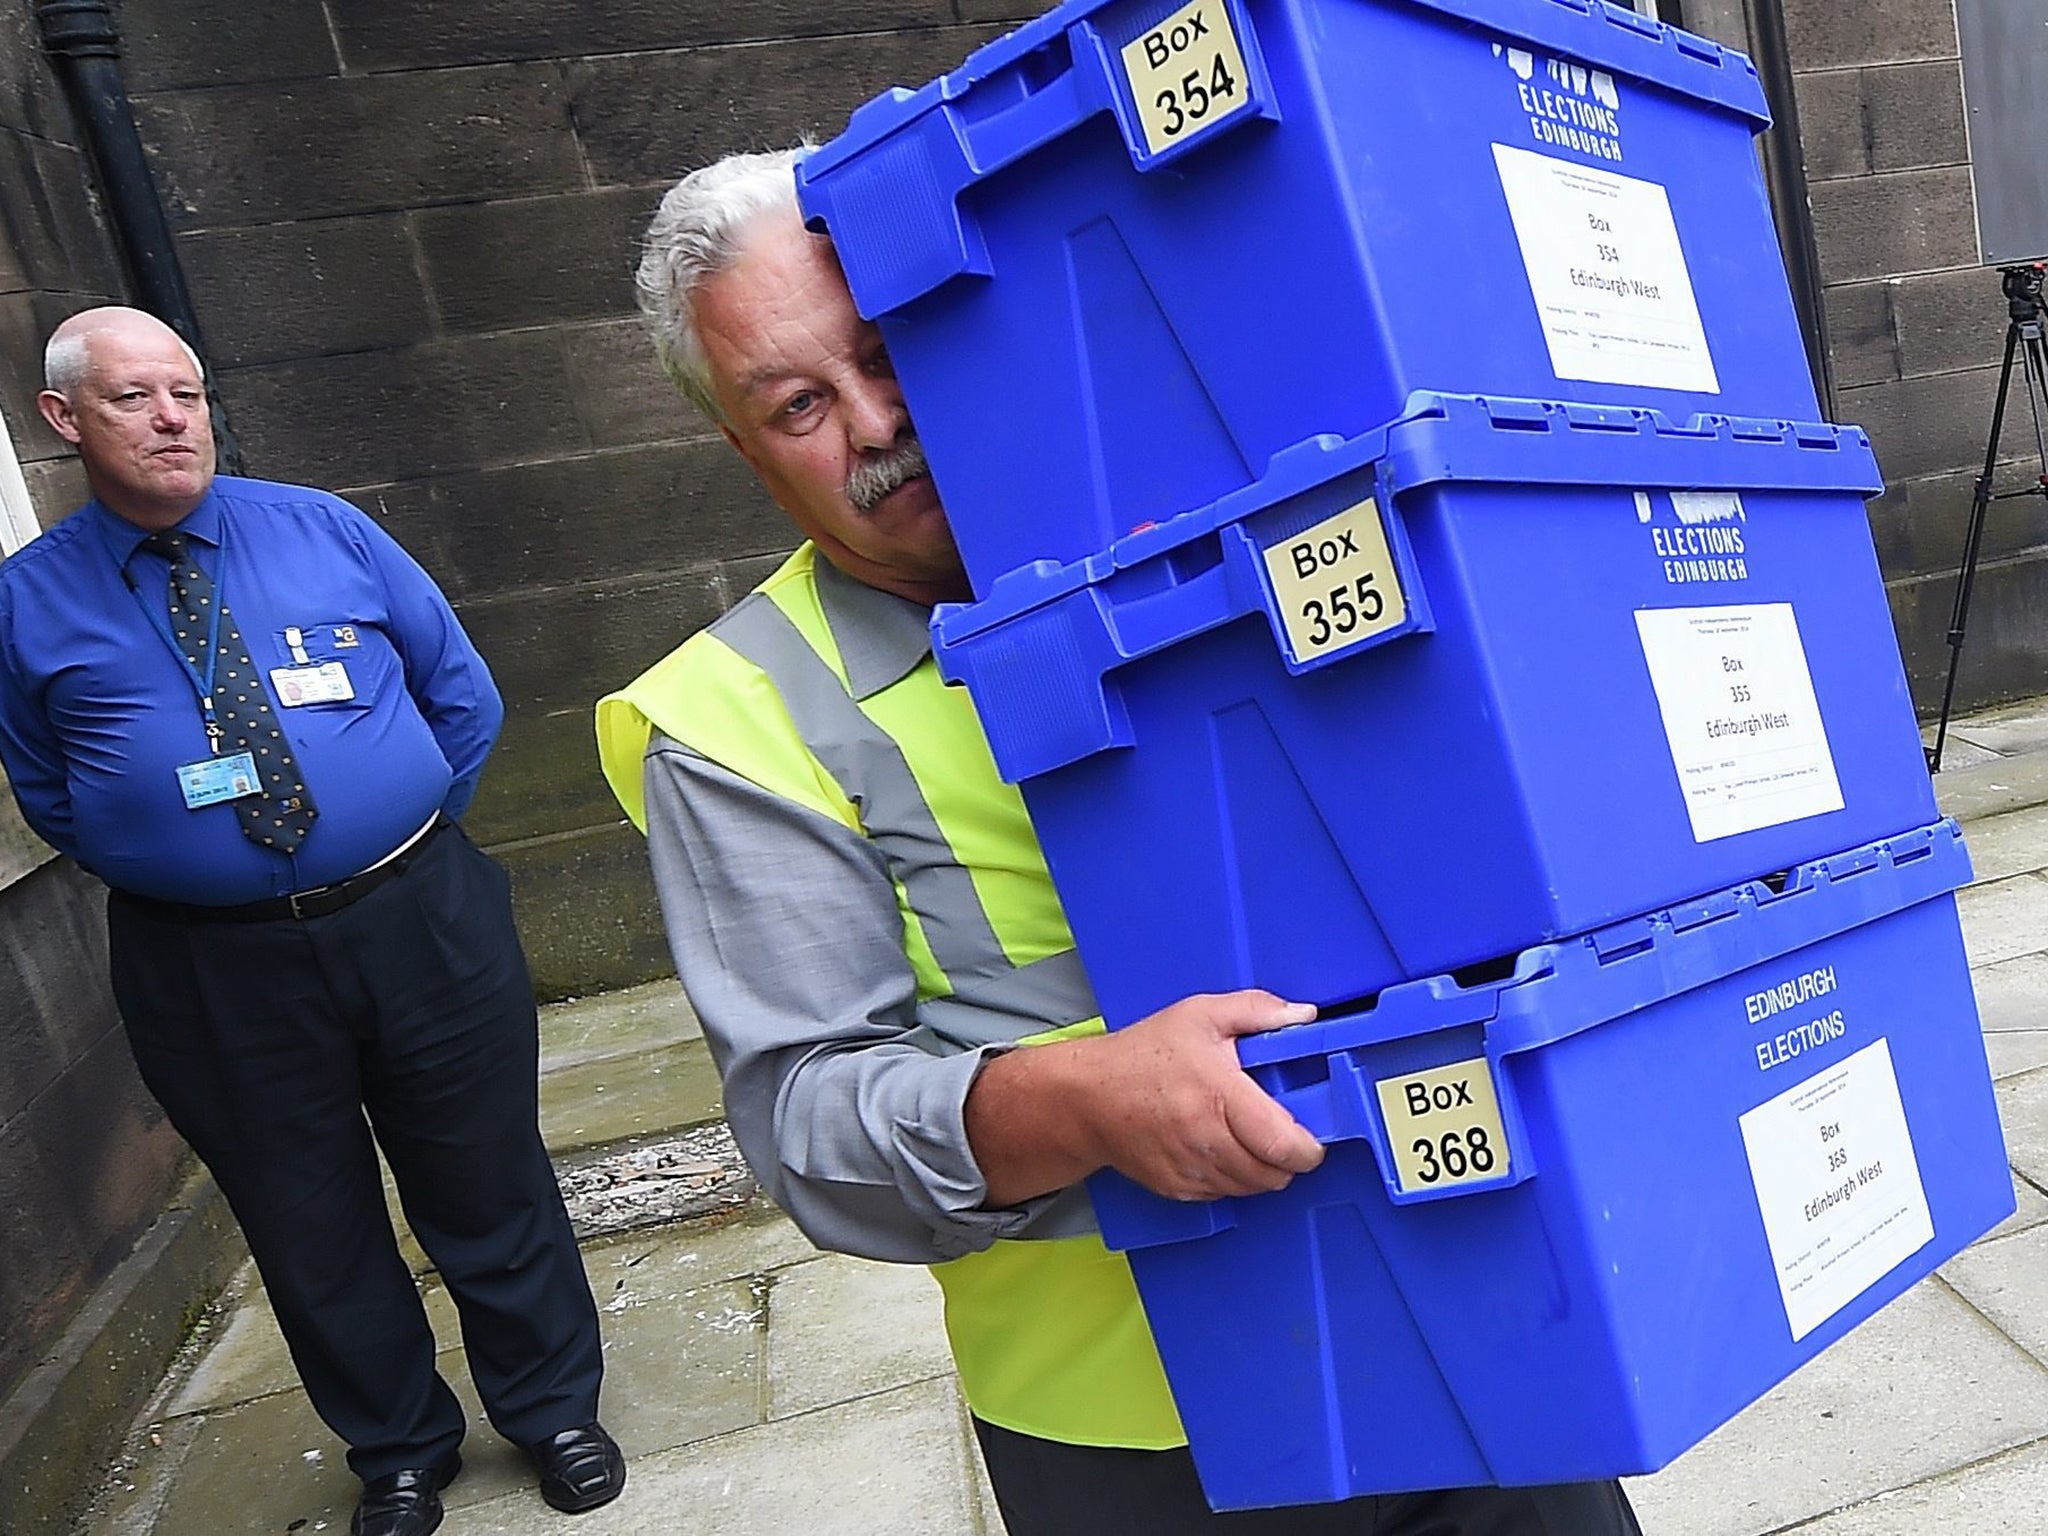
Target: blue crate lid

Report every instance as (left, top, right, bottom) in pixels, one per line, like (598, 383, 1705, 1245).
(1235, 819, 1970, 1079)
(799, 0, 1771, 315)
(804, 0, 1768, 191)
(933, 392, 1884, 649)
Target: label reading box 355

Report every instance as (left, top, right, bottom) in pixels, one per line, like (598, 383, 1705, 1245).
(1119, 0, 1254, 156)
(1261, 499, 1408, 664)
(1375, 1057, 1513, 1194)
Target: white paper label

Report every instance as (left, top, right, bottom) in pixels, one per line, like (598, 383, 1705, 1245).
(1493, 143, 1719, 394)
(1634, 603, 1844, 842)
(269, 661, 356, 707)
(1739, 1038, 1933, 1341)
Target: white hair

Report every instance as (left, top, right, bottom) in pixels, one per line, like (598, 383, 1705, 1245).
(43, 311, 205, 395)
(636, 146, 811, 423)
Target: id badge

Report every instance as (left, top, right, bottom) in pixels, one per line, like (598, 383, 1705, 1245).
(270, 661, 355, 707)
(176, 750, 261, 809)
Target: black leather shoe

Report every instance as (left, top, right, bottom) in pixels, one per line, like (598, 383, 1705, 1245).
(526, 1422, 626, 1513)
(351, 1451, 461, 1536)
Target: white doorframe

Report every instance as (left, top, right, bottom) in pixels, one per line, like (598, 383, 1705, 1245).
(0, 407, 42, 556)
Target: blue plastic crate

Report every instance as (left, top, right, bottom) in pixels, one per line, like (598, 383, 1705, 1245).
(1087, 820, 2011, 1509)
(799, 0, 1818, 592)
(933, 393, 1938, 1028)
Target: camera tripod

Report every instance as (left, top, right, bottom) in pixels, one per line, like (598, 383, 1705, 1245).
(1926, 262, 2048, 772)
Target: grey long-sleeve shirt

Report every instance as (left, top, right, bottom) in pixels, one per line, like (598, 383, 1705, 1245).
(643, 732, 1094, 1264)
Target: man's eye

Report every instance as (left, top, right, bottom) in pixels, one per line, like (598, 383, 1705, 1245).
(867, 347, 896, 379)
(781, 391, 820, 417)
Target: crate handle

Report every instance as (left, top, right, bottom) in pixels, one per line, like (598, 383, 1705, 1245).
(959, 29, 1119, 179)
(1257, 1050, 1530, 1204)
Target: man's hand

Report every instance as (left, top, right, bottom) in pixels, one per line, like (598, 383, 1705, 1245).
(965, 990, 1326, 1208)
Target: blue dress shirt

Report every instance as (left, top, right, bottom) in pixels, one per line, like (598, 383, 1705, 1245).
(0, 475, 504, 904)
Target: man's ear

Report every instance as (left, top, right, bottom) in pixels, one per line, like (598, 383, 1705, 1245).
(36, 389, 81, 445)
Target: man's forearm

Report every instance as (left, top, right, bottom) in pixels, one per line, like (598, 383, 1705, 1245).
(965, 991, 1327, 1209)
(965, 1036, 1113, 1206)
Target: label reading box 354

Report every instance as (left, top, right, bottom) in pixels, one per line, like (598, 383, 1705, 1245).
(1261, 499, 1408, 664)
(1375, 1057, 1513, 1194)
(1119, 0, 1254, 157)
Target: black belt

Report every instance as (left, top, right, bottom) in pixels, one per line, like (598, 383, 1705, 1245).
(120, 817, 454, 924)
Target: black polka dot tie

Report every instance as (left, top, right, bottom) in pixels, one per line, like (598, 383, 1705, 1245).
(143, 529, 320, 854)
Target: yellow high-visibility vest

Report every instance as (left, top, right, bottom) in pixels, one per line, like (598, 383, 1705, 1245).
(596, 542, 1183, 1448)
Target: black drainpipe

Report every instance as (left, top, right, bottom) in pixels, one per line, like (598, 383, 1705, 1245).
(34, 0, 244, 473)
(1741, 0, 1836, 418)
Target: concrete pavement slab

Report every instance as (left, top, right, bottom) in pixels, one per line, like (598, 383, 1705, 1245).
(446, 1379, 993, 1536)
(540, 1038, 724, 1155)
(1955, 803, 2048, 884)
(119, 1388, 362, 1535)
(1621, 1278, 2048, 1536)
(1984, 1029, 2048, 1081)
(90, 1413, 209, 1536)
(1927, 735, 2004, 769)
(1940, 1222, 2048, 1371)
(1935, 749, 2048, 823)
(1956, 873, 2048, 968)
(540, 980, 699, 1072)
(1983, 1171, 2048, 1243)
(1973, 952, 2048, 1036)
(1994, 1067, 2048, 1190)
(1948, 700, 2048, 759)
(166, 1263, 463, 1416)
(584, 1201, 819, 1295)
(1784, 1437, 2048, 1534)
(594, 1270, 766, 1457)
(765, 1252, 954, 1420)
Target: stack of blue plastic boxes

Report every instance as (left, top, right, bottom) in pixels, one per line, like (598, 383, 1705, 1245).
(798, 0, 2014, 1511)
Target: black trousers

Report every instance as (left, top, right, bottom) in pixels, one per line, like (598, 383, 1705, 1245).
(973, 1420, 1645, 1536)
(108, 824, 603, 1481)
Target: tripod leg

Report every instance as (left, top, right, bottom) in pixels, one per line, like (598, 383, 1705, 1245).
(2024, 323, 2048, 484)
(1929, 319, 2021, 771)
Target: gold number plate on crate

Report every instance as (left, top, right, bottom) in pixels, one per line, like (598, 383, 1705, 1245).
(1260, 498, 1408, 664)
(1119, 0, 1255, 157)
(1374, 1057, 1513, 1195)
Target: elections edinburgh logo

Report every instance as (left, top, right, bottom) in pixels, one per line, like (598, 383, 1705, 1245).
(1495, 43, 1624, 162)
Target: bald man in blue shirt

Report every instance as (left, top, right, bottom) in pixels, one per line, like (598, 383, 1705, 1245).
(0, 308, 624, 1536)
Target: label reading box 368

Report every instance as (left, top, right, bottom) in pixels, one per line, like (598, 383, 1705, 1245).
(1374, 1057, 1513, 1194)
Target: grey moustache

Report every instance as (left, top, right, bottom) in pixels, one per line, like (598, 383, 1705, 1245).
(846, 439, 930, 512)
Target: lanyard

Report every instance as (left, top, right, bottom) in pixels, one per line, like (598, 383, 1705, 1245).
(125, 529, 232, 755)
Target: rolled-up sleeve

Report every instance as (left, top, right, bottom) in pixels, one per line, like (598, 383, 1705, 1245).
(643, 733, 1071, 1264)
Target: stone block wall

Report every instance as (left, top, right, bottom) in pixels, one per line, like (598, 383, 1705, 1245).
(115, 0, 1029, 998)
(19, 0, 2040, 1006)
(0, 0, 188, 1414)
(1780, 0, 2048, 710)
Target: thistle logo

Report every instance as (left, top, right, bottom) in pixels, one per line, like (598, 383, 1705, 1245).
(1494, 42, 1624, 161)
(1642, 490, 1752, 586)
